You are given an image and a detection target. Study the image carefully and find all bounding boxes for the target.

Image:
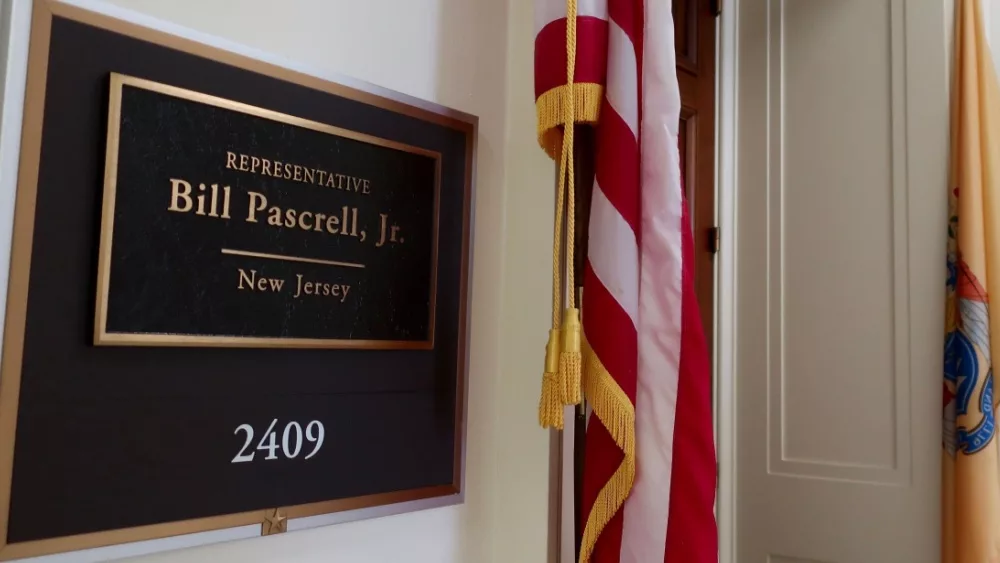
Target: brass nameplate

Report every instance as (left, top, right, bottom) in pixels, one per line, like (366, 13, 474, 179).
(95, 74, 440, 349)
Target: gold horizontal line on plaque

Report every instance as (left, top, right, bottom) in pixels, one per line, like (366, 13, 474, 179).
(92, 331, 434, 350)
(114, 73, 443, 161)
(220, 248, 366, 269)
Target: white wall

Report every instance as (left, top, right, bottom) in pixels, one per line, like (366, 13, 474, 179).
(987, 0, 1000, 70)
(0, 0, 555, 561)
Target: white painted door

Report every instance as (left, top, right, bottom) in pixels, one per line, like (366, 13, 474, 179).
(734, 1, 950, 562)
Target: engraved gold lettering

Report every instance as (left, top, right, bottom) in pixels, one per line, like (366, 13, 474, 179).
(208, 184, 220, 217)
(351, 207, 359, 236)
(221, 151, 373, 195)
(340, 206, 349, 235)
(267, 207, 282, 226)
(313, 212, 327, 232)
(238, 268, 255, 290)
(292, 273, 351, 302)
(246, 191, 267, 223)
(298, 211, 313, 231)
(284, 208, 296, 228)
(168, 178, 193, 212)
(326, 214, 340, 234)
(196, 184, 208, 216)
(376, 213, 389, 247)
(376, 213, 402, 247)
(238, 268, 285, 292)
(221, 186, 232, 219)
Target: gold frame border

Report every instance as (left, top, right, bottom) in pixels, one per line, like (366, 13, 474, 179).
(95, 73, 442, 350)
(0, 0, 475, 559)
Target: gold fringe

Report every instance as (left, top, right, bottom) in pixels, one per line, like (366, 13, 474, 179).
(539, 329, 565, 429)
(559, 307, 583, 405)
(559, 352, 582, 405)
(578, 335, 636, 563)
(538, 372, 564, 429)
(535, 83, 603, 159)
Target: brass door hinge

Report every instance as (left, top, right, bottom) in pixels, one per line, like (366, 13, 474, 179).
(708, 226, 720, 254)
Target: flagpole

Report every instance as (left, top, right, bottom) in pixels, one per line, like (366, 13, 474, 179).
(571, 125, 595, 562)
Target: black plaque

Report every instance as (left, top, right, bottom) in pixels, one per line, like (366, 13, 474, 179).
(97, 75, 440, 348)
(0, 2, 473, 560)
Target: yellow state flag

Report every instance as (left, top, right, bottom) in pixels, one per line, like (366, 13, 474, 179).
(944, 2, 1000, 562)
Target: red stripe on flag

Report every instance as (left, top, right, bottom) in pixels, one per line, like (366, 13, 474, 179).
(594, 99, 640, 232)
(607, 0, 642, 50)
(582, 420, 626, 563)
(582, 262, 638, 401)
(663, 199, 718, 563)
(534, 16, 610, 99)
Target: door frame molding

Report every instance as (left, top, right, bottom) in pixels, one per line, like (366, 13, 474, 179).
(714, 0, 738, 561)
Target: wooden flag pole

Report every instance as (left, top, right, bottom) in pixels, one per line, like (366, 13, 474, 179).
(571, 125, 595, 560)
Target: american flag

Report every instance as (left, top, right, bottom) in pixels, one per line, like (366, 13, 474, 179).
(533, 1, 717, 562)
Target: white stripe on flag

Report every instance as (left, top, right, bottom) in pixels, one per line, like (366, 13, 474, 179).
(605, 19, 640, 138)
(619, 0, 684, 560)
(534, 0, 609, 35)
(587, 182, 640, 328)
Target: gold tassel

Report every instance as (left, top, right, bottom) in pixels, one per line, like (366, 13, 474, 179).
(559, 307, 582, 405)
(538, 329, 564, 429)
(537, 0, 582, 430)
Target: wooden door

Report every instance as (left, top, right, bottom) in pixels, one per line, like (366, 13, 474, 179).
(674, 0, 718, 355)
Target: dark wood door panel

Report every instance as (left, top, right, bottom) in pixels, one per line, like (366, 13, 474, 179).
(680, 108, 697, 224)
(674, 0, 699, 73)
(673, 0, 716, 359)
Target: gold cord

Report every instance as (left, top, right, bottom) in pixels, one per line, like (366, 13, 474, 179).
(539, 0, 584, 428)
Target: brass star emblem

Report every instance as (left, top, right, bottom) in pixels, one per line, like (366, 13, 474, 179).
(261, 508, 288, 536)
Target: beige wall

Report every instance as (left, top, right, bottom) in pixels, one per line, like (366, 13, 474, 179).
(0, 0, 553, 561)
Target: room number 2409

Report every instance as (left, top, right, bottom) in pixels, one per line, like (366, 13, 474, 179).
(231, 419, 325, 463)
